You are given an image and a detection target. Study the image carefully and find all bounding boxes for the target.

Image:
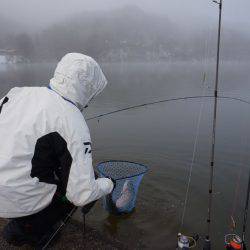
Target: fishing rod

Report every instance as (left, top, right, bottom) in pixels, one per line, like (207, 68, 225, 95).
(203, 0, 223, 249)
(86, 95, 250, 122)
(223, 124, 249, 250)
(41, 207, 78, 250)
(224, 170, 250, 250)
(242, 169, 250, 248)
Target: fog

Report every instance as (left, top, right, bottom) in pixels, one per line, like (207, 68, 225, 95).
(1, 0, 249, 29)
(0, 0, 249, 63)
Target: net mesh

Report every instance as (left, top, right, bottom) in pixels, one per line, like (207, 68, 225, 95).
(97, 161, 148, 214)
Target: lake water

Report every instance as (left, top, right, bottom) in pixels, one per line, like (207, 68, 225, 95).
(1, 61, 250, 249)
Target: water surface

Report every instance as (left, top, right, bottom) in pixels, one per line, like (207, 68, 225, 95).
(1, 61, 250, 249)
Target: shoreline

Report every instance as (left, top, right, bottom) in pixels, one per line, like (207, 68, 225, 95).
(0, 218, 126, 249)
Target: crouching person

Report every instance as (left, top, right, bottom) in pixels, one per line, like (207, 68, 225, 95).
(0, 53, 114, 247)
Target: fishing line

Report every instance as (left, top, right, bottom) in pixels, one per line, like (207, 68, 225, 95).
(230, 165, 244, 231)
(177, 49, 211, 248)
(229, 114, 249, 232)
(179, 25, 212, 232)
(86, 95, 250, 122)
(242, 169, 250, 244)
(179, 79, 207, 231)
(225, 130, 250, 249)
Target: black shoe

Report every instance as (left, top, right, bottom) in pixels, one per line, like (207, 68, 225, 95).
(2, 220, 38, 247)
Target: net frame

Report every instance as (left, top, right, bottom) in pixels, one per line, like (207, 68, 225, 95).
(97, 160, 148, 181)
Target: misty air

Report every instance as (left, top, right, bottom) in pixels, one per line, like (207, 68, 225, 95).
(0, 0, 249, 249)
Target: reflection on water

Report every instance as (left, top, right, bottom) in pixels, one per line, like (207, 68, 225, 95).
(0, 62, 250, 249)
(104, 213, 134, 235)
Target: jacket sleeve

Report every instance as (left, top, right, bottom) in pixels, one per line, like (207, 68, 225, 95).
(62, 111, 114, 207)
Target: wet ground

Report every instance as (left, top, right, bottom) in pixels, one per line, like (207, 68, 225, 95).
(0, 218, 125, 250)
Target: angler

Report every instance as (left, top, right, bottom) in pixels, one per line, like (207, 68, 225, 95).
(0, 53, 114, 247)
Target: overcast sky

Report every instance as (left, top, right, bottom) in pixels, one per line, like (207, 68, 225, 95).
(0, 0, 249, 31)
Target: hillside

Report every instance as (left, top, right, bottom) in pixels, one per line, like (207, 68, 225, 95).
(1, 6, 250, 62)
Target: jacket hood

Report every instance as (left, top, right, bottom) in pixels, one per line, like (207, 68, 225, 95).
(50, 53, 107, 110)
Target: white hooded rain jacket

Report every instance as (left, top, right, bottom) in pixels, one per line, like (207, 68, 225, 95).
(0, 53, 114, 218)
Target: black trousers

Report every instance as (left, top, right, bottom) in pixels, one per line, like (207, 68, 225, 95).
(11, 192, 75, 238)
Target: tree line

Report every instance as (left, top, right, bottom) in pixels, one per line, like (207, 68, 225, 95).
(0, 6, 249, 62)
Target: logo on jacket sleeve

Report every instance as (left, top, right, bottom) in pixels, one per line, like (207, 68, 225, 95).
(83, 142, 92, 154)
